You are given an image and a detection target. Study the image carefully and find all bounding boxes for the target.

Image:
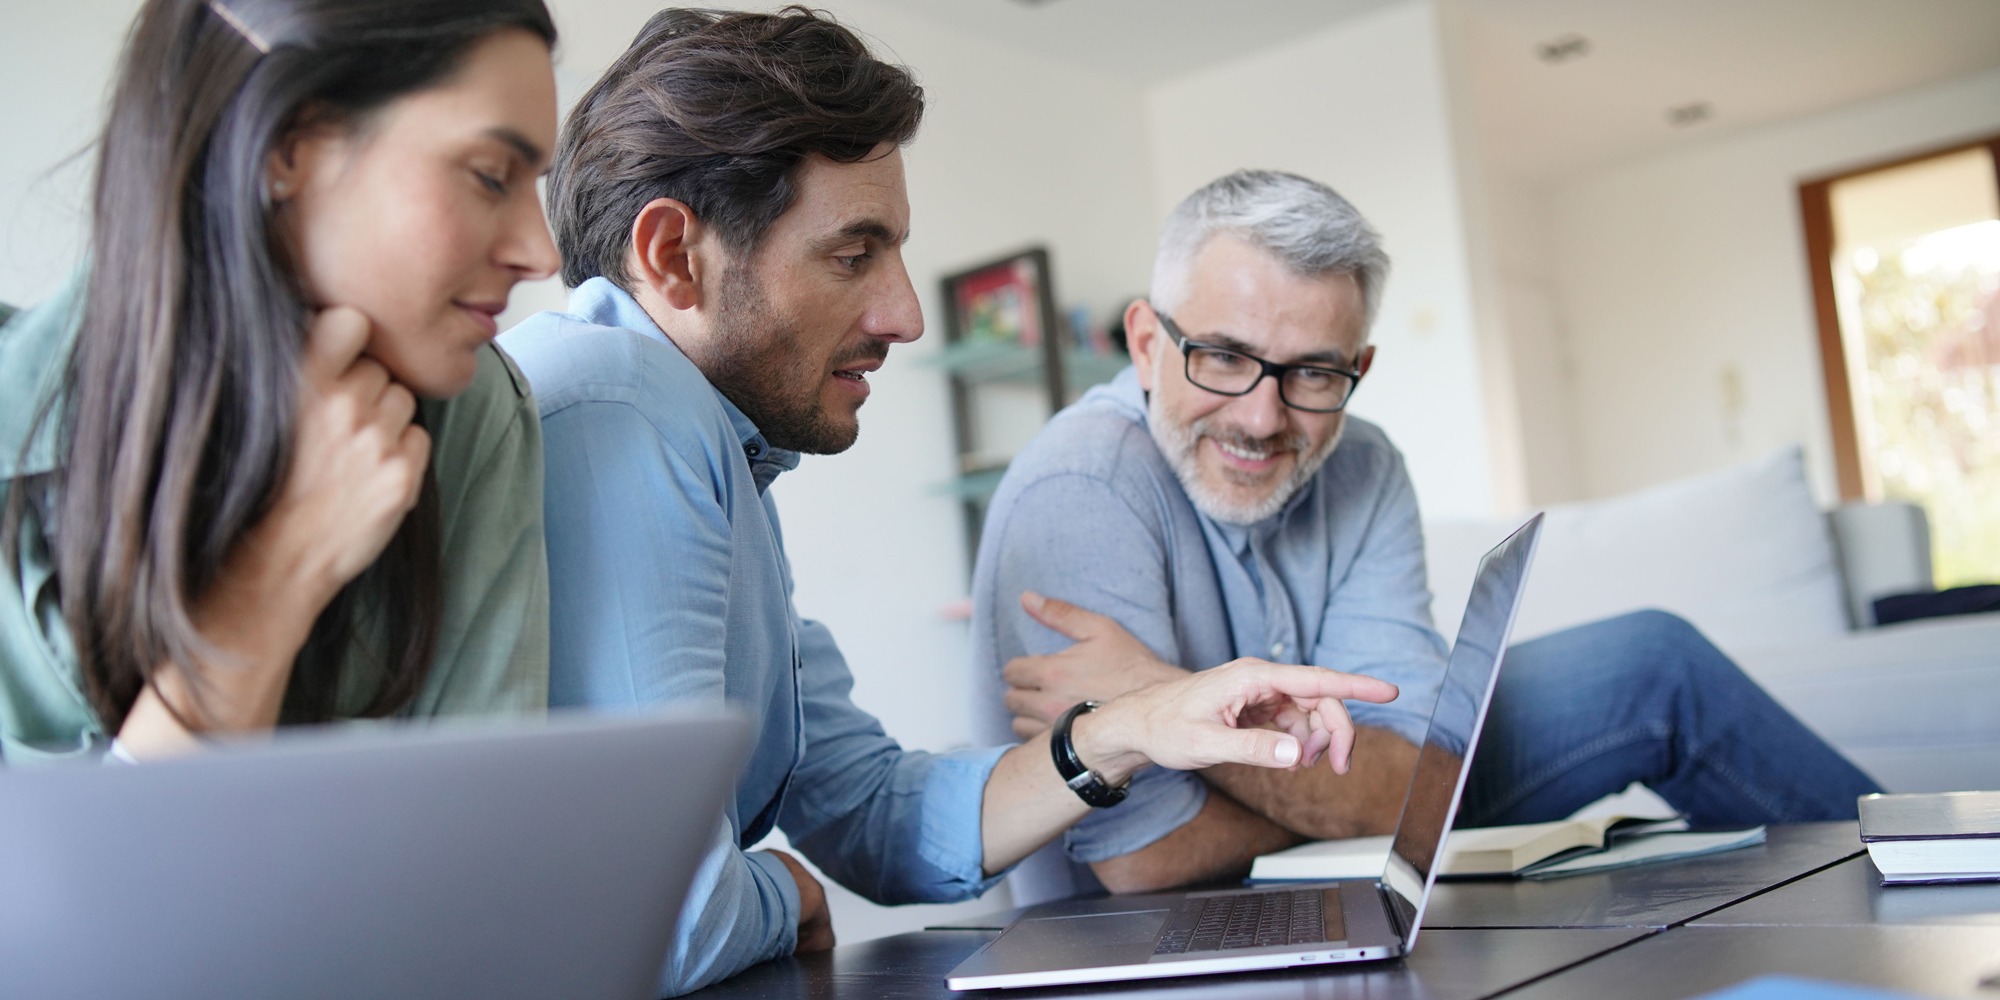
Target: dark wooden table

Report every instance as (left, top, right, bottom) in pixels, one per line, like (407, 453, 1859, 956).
(691, 823, 2000, 999)
(1421, 821, 1864, 929)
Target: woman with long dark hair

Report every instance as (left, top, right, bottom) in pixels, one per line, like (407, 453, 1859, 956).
(0, 0, 561, 762)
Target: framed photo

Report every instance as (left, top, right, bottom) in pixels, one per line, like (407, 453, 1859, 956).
(940, 246, 1065, 412)
(941, 247, 1058, 350)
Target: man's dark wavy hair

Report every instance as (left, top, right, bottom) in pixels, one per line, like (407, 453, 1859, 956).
(549, 5, 924, 288)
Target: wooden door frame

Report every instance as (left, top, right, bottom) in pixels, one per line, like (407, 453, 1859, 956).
(1799, 132, 2000, 500)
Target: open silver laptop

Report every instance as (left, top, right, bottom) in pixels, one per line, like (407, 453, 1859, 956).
(0, 709, 749, 1000)
(948, 514, 1543, 990)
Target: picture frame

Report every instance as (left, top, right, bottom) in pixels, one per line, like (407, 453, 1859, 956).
(939, 246, 1066, 405)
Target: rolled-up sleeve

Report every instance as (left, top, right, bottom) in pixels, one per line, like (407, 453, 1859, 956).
(777, 603, 1009, 901)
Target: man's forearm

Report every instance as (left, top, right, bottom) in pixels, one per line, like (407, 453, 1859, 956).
(980, 729, 1096, 875)
(1203, 726, 1419, 840)
(1088, 786, 1301, 894)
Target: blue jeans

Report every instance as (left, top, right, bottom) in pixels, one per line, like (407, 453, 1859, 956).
(1456, 610, 1883, 828)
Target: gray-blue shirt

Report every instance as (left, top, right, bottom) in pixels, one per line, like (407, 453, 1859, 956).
(971, 367, 1452, 903)
(501, 279, 1006, 996)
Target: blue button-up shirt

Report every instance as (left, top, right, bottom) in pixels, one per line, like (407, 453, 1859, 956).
(500, 279, 1007, 997)
(971, 367, 1466, 904)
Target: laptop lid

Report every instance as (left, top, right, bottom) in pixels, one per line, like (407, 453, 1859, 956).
(0, 709, 749, 1000)
(1380, 513, 1543, 950)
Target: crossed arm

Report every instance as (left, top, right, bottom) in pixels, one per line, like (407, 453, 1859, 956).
(1001, 594, 1420, 892)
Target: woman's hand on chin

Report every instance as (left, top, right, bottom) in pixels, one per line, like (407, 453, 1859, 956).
(266, 306, 432, 600)
(116, 307, 433, 756)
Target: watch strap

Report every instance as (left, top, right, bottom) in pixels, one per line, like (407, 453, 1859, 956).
(1050, 700, 1129, 808)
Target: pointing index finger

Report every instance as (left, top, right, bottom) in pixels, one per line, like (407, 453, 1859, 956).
(1240, 662, 1399, 705)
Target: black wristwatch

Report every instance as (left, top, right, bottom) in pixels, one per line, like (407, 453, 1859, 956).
(1050, 701, 1129, 808)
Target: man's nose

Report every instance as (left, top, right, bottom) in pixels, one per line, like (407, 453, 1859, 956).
(1224, 373, 1289, 438)
(862, 255, 924, 344)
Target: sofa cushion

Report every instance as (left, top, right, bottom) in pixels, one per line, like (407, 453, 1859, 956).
(1425, 447, 1851, 654)
(1732, 613, 2000, 793)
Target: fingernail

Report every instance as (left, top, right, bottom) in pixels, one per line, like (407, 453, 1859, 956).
(1274, 739, 1300, 766)
(1022, 591, 1045, 613)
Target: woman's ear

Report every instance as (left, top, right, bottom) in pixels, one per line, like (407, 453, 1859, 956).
(627, 198, 706, 312)
(264, 122, 341, 205)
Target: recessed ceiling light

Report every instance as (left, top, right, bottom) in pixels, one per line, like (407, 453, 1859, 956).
(1666, 102, 1713, 127)
(1535, 34, 1590, 64)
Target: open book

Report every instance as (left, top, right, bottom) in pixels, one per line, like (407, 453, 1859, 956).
(1250, 814, 1766, 881)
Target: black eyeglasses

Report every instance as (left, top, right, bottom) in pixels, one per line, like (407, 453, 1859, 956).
(1155, 313, 1363, 413)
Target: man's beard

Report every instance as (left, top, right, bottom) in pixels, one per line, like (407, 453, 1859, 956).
(1148, 391, 1342, 526)
(698, 261, 885, 455)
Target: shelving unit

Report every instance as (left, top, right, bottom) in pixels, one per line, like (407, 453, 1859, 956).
(929, 247, 1130, 570)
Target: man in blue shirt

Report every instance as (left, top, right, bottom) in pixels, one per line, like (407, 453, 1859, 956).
(970, 169, 1883, 904)
(501, 12, 1404, 997)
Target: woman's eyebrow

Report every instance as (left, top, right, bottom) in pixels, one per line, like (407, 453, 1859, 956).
(485, 126, 547, 169)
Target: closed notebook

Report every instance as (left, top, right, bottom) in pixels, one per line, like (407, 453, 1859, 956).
(1858, 790, 2000, 885)
(1248, 814, 1757, 881)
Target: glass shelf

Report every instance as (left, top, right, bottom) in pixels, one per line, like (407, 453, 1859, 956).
(923, 340, 1131, 389)
(922, 340, 1043, 382)
(932, 466, 1010, 501)
(1065, 350, 1131, 391)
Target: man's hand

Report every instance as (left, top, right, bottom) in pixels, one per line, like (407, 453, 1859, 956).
(1002, 591, 1189, 738)
(976, 658, 1399, 874)
(1074, 659, 1401, 785)
(763, 850, 835, 954)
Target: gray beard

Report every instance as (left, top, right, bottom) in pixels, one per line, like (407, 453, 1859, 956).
(1147, 392, 1342, 526)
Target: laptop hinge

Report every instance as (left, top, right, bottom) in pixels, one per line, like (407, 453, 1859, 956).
(1376, 882, 1412, 940)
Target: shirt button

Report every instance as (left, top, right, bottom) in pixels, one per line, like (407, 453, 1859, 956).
(1270, 642, 1286, 659)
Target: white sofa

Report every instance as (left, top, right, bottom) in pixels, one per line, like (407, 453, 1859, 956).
(1423, 447, 2000, 795)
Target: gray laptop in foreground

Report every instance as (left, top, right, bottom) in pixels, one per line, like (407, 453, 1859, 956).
(948, 514, 1543, 990)
(0, 709, 749, 1000)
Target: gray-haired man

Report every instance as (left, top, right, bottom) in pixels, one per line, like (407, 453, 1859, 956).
(971, 169, 1881, 904)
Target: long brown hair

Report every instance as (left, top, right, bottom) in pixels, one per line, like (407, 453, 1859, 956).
(7, 0, 555, 733)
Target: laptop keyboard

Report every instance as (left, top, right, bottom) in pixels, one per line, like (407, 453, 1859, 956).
(1152, 889, 1337, 954)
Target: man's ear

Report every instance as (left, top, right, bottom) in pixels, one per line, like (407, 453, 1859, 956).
(627, 198, 706, 311)
(1356, 343, 1376, 378)
(1126, 299, 1165, 392)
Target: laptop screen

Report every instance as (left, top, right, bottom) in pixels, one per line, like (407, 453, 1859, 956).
(1380, 514, 1542, 946)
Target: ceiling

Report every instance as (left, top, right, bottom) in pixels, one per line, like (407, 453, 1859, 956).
(1458, 0, 2000, 180)
(867, 0, 2000, 181)
(861, 0, 1404, 86)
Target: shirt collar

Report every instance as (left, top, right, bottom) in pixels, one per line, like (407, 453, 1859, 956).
(0, 271, 87, 481)
(565, 277, 802, 491)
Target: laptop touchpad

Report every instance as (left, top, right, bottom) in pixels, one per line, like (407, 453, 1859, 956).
(995, 911, 1168, 965)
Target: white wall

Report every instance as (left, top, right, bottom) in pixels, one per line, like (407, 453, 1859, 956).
(1547, 67, 2000, 503)
(0, 2, 138, 308)
(1144, 0, 1504, 519)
